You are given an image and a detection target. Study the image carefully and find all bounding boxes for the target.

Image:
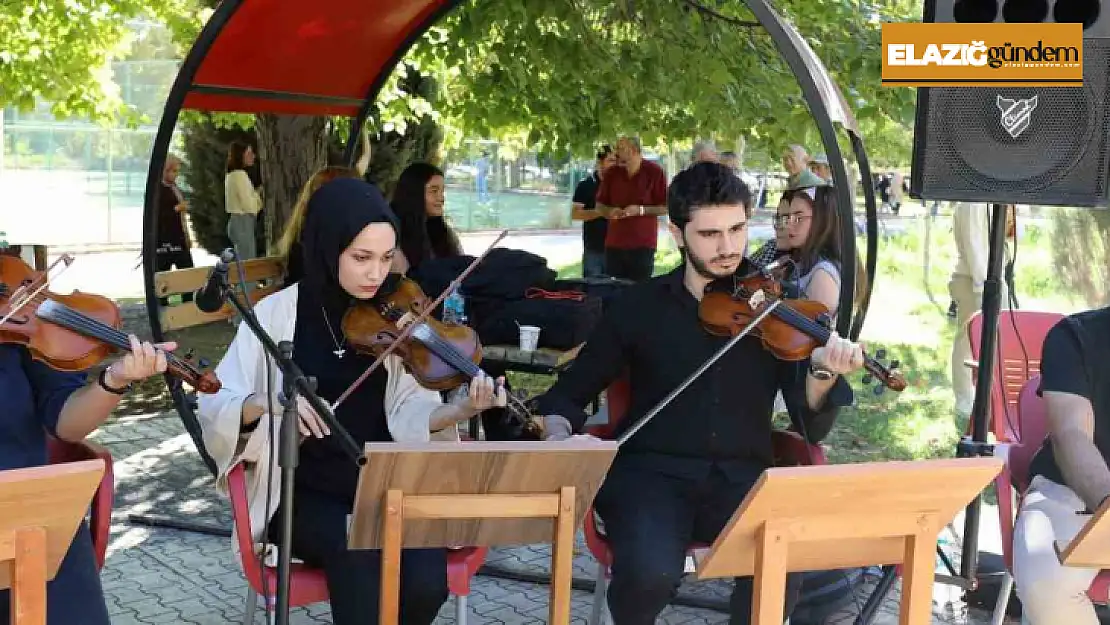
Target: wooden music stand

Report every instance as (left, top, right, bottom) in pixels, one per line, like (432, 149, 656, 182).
(693, 457, 1003, 625)
(348, 439, 618, 625)
(0, 460, 105, 625)
(1059, 495, 1110, 568)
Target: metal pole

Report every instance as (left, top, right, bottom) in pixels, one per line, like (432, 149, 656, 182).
(959, 203, 1011, 583)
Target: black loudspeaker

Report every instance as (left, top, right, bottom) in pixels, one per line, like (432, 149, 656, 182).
(911, 0, 1110, 207)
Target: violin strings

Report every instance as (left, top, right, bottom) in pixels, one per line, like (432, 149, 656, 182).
(44, 303, 200, 377)
(410, 324, 536, 419)
(728, 288, 879, 371)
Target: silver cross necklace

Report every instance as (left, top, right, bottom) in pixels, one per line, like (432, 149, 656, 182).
(320, 306, 347, 358)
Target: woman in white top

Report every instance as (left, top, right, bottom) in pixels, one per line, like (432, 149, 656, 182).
(224, 141, 262, 260)
(197, 178, 506, 624)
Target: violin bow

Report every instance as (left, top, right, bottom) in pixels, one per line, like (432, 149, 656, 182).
(330, 229, 509, 411)
(0, 254, 76, 326)
(616, 298, 784, 446)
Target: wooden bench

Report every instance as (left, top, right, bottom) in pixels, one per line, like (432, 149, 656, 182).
(154, 256, 286, 331)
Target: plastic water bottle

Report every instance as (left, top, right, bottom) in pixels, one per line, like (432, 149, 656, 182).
(443, 287, 466, 325)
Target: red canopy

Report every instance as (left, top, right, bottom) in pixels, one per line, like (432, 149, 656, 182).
(182, 0, 455, 116)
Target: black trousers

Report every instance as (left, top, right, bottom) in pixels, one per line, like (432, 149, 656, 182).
(604, 247, 655, 283)
(594, 458, 803, 625)
(269, 487, 449, 625)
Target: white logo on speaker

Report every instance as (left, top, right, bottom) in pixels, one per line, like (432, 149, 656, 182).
(996, 95, 1038, 138)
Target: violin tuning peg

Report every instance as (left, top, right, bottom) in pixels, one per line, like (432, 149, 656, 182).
(875, 348, 887, 360)
(862, 374, 873, 385)
(890, 360, 900, 370)
(198, 358, 210, 369)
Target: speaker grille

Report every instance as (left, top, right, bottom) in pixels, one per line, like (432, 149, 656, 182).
(911, 41, 1110, 207)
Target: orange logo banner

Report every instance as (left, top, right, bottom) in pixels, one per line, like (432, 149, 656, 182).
(881, 23, 1083, 87)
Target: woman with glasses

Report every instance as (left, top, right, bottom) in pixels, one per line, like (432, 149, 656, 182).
(750, 169, 864, 320)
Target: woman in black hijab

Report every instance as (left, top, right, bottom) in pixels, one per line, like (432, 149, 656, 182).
(197, 177, 505, 624)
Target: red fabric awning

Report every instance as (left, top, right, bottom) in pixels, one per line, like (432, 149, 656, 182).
(181, 0, 454, 116)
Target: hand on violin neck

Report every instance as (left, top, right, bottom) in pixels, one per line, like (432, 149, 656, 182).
(108, 335, 178, 386)
(453, 374, 508, 414)
(810, 331, 865, 376)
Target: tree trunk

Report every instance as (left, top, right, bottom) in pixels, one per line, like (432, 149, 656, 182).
(254, 114, 329, 255)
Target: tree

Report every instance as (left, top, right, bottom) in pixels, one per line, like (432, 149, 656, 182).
(0, 1, 201, 121)
(414, 0, 919, 163)
(1051, 209, 1110, 307)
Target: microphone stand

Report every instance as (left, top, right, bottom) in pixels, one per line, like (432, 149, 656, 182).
(209, 271, 365, 625)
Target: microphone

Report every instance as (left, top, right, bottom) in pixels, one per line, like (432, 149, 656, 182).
(194, 248, 236, 313)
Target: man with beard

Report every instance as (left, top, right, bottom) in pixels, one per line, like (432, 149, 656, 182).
(534, 162, 865, 624)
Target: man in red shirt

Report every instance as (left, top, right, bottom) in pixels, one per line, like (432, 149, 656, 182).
(596, 136, 668, 282)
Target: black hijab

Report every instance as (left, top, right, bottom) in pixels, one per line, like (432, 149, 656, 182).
(299, 177, 400, 316)
(293, 179, 401, 493)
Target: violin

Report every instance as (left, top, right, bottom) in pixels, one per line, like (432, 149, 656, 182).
(340, 274, 546, 440)
(0, 254, 221, 393)
(699, 267, 906, 393)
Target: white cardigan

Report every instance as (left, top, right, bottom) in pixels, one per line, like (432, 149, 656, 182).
(196, 284, 454, 553)
(224, 170, 262, 216)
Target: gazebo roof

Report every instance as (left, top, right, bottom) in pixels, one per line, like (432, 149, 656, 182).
(182, 0, 455, 116)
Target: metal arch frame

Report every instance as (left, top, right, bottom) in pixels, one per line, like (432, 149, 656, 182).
(144, 0, 880, 473)
(141, 0, 465, 476)
(743, 0, 879, 341)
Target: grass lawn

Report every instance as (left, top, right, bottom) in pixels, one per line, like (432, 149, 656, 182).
(124, 215, 1087, 467)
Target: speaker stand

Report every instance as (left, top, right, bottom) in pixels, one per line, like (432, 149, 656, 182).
(854, 203, 1010, 624)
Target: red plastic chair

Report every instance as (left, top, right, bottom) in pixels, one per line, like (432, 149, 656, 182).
(47, 436, 114, 570)
(582, 374, 827, 624)
(227, 463, 488, 625)
(992, 375, 1110, 624)
(964, 310, 1063, 443)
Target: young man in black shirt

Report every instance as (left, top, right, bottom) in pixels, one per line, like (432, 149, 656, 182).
(1013, 306, 1110, 625)
(535, 162, 864, 624)
(572, 146, 617, 278)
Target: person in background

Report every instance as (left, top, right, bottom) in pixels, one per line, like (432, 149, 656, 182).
(690, 139, 718, 164)
(782, 144, 810, 188)
(720, 151, 740, 172)
(224, 140, 263, 260)
(276, 129, 373, 287)
(809, 153, 832, 182)
(949, 202, 1013, 417)
(390, 162, 463, 274)
(572, 146, 617, 278)
(155, 154, 195, 305)
(475, 152, 491, 203)
(595, 135, 668, 282)
(276, 167, 364, 288)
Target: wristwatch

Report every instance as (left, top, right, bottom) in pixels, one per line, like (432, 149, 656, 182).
(98, 366, 133, 395)
(808, 364, 835, 381)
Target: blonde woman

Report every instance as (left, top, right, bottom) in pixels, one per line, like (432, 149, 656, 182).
(156, 154, 195, 305)
(276, 129, 371, 286)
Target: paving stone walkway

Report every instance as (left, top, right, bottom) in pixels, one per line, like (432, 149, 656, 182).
(91, 411, 1010, 624)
